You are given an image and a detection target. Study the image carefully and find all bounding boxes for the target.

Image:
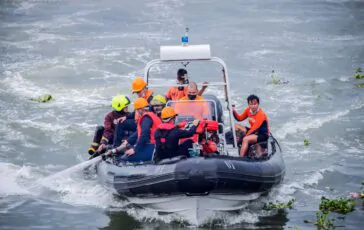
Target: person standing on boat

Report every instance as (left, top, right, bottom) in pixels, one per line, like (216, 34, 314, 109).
(233, 94, 270, 157)
(106, 98, 161, 162)
(150, 94, 167, 118)
(89, 95, 131, 154)
(154, 106, 200, 161)
(165, 68, 208, 101)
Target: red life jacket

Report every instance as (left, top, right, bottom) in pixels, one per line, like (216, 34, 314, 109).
(137, 112, 162, 144)
(178, 120, 219, 153)
(156, 123, 176, 151)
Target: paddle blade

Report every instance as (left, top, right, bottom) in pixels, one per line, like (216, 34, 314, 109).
(42, 156, 102, 182)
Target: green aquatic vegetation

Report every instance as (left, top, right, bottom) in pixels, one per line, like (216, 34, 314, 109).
(353, 68, 364, 79)
(30, 94, 53, 103)
(319, 196, 356, 214)
(270, 70, 289, 85)
(315, 211, 335, 229)
(355, 83, 364, 88)
(304, 139, 310, 146)
(264, 198, 295, 210)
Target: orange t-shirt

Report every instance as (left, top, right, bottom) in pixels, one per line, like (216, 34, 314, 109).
(175, 95, 210, 120)
(165, 86, 188, 101)
(233, 107, 270, 135)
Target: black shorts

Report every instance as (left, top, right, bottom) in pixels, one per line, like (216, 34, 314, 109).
(245, 127, 269, 143)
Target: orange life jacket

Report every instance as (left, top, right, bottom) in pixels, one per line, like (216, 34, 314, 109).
(233, 107, 270, 135)
(144, 89, 153, 103)
(134, 89, 154, 121)
(137, 112, 162, 144)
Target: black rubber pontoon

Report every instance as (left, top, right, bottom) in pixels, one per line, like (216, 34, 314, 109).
(96, 137, 285, 197)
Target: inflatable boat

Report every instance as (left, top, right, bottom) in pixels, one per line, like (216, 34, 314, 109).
(93, 34, 285, 225)
(97, 136, 284, 197)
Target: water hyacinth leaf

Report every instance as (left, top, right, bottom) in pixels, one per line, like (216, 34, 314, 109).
(270, 70, 289, 85)
(319, 196, 356, 214)
(304, 139, 310, 146)
(263, 199, 295, 210)
(353, 68, 364, 79)
(30, 94, 53, 103)
(314, 211, 335, 229)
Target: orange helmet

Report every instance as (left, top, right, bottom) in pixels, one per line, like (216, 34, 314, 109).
(132, 77, 147, 93)
(161, 106, 177, 120)
(134, 98, 149, 110)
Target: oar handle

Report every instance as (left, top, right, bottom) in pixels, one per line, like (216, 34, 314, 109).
(89, 151, 101, 160)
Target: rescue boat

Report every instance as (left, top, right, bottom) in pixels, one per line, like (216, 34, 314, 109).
(95, 38, 285, 225)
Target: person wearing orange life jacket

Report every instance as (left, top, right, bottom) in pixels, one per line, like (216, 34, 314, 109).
(106, 98, 161, 162)
(132, 76, 154, 122)
(165, 68, 208, 101)
(174, 82, 210, 120)
(112, 95, 165, 149)
(154, 107, 200, 161)
(233, 94, 270, 158)
(132, 76, 153, 103)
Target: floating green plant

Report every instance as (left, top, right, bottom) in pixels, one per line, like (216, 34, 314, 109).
(304, 139, 310, 146)
(355, 83, 364, 88)
(270, 70, 289, 85)
(30, 94, 53, 103)
(353, 68, 364, 79)
(264, 198, 295, 210)
(319, 196, 356, 214)
(315, 211, 335, 229)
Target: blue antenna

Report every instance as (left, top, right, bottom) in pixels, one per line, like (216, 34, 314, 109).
(181, 27, 189, 46)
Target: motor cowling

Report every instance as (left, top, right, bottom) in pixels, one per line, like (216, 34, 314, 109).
(198, 120, 219, 155)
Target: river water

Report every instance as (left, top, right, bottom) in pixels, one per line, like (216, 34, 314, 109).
(0, 0, 363, 229)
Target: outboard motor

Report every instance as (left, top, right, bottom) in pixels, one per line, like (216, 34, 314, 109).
(195, 120, 220, 155)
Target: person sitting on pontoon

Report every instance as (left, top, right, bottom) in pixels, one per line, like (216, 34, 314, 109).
(154, 106, 199, 161)
(105, 98, 161, 162)
(88, 95, 132, 155)
(233, 94, 270, 158)
(165, 68, 208, 101)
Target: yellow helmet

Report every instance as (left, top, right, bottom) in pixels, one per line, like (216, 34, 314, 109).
(112, 95, 130, 111)
(161, 106, 177, 120)
(132, 77, 147, 93)
(151, 94, 166, 106)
